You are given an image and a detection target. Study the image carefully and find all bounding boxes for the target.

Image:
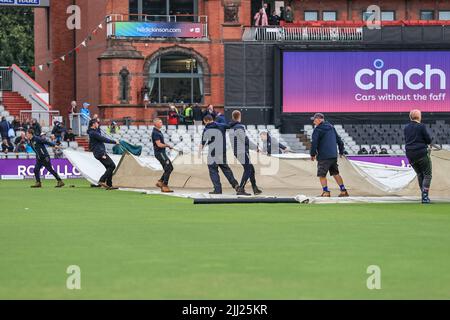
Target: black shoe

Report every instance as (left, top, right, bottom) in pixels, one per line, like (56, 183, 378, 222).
(252, 186, 262, 195)
(209, 190, 222, 195)
(236, 188, 251, 196)
(90, 184, 101, 188)
(422, 192, 431, 204)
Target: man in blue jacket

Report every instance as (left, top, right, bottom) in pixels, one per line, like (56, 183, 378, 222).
(404, 109, 433, 204)
(200, 115, 239, 194)
(229, 110, 262, 196)
(26, 129, 65, 188)
(310, 113, 349, 197)
(87, 119, 119, 190)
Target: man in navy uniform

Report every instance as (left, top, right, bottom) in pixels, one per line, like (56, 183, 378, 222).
(26, 129, 65, 188)
(228, 110, 262, 196)
(87, 119, 119, 190)
(152, 118, 174, 193)
(310, 113, 349, 197)
(404, 109, 433, 204)
(200, 115, 239, 195)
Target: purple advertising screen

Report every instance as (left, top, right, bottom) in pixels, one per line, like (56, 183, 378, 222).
(0, 159, 82, 180)
(283, 51, 450, 113)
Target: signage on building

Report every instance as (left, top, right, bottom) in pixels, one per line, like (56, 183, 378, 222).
(0, 159, 82, 180)
(0, 0, 50, 7)
(115, 22, 203, 38)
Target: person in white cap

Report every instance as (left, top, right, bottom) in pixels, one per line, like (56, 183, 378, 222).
(80, 102, 91, 126)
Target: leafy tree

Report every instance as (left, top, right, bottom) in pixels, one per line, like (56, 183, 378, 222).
(0, 7, 34, 74)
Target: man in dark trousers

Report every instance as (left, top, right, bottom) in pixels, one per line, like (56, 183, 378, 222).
(404, 109, 433, 204)
(200, 115, 239, 195)
(26, 129, 65, 188)
(229, 110, 262, 196)
(192, 104, 203, 128)
(152, 118, 174, 193)
(87, 119, 119, 190)
(310, 113, 349, 197)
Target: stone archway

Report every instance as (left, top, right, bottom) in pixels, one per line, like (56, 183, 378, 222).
(143, 45, 211, 97)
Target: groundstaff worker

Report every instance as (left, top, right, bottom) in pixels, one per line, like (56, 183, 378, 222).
(152, 118, 174, 193)
(87, 119, 119, 190)
(26, 129, 65, 188)
(404, 109, 433, 204)
(229, 110, 262, 196)
(200, 115, 239, 195)
(310, 113, 349, 197)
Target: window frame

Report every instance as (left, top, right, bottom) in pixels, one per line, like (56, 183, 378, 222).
(304, 10, 319, 21)
(381, 10, 396, 21)
(420, 10, 435, 20)
(322, 10, 338, 21)
(438, 10, 450, 21)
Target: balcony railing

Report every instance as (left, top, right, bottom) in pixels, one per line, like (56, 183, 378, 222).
(106, 14, 208, 39)
(243, 26, 363, 42)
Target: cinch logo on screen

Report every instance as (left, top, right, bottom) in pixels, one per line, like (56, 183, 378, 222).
(355, 59, 446, 91)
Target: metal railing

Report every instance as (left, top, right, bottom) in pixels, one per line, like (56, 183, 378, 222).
(20, 110, 60, 128)
(243, 26, 363, 42)
(106, 14, 208, 39)
(0, 67, 12, 91)
(70, 113, 91, 137)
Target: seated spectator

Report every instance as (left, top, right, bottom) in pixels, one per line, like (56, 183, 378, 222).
(1, 138, 13, 153)
(358, 147, 369, 155)
(369, 146, 378, 155)
(11, 116, 21, 133)
(51, 121, 65, 142)
(14, 132, 27, 153)
(30, 118, 42, 136)
(380, 148, 389, 155)
(50, 134, 64, 158)
(107, 122, 120, 135)
(260, 131, 288, 155)
(22, 120, 30, 132)
(64, 128, 76, 142)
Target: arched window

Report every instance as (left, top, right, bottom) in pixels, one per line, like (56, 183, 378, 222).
(148, 53, 203, 104)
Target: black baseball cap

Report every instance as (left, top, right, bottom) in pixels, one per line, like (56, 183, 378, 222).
(310, 113, 325, 121)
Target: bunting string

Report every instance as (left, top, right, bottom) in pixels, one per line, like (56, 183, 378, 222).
(31, 19, 106, 72)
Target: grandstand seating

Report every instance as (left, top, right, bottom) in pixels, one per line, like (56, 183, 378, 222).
(303, 121, 450, 155)
(101, 124, 307, 157)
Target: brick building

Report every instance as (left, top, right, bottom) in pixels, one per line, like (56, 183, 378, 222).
(33, 0, 450, 124)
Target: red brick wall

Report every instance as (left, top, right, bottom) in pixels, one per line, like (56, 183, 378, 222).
(35, 0, 76, 120)
(74, 0, 108, 116)
(34, 0, 449, 125)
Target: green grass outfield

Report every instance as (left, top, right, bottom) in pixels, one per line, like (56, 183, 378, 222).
(1, 179, 450, 300)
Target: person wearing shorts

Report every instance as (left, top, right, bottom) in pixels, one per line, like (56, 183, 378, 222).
(310, 113, 349, 197)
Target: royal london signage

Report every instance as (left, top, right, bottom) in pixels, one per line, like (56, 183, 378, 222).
(0, 0, 50, 7)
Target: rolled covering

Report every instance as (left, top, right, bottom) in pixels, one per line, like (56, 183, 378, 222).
(113, 140, 142, 156)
